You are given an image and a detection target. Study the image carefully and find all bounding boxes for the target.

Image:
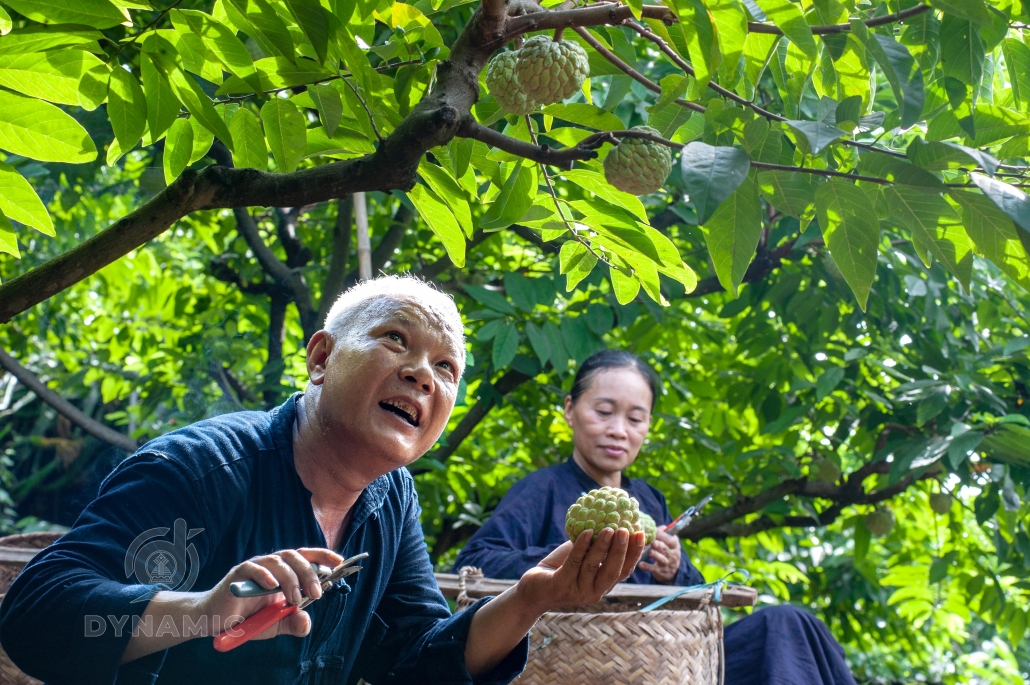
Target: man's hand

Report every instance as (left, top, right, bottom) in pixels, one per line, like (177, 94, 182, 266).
(199, 548, 344, 640)
(516, 528, 646, 614)
(638, 529, 681, 584)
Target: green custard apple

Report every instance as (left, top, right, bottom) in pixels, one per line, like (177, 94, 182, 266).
(565, 486, 643, 541)
(811, 457, 841, 484)
(515, 35, 589, 106)
(602, 126, 673, 196)
(640, 512, 657, 545)
(865, 506, 895, 537)
(929, 493, 953, 515)
(485, 51, 537, 115)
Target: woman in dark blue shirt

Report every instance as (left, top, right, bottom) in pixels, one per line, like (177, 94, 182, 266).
(455, 350, 858, 685)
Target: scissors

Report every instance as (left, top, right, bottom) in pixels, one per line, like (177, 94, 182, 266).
(641, 494, 713, 559)
(213, 552, 369, 652)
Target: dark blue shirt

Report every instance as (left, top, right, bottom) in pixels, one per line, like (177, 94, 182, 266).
(0, 395, 528, 685)
(454, 458, 704, 586)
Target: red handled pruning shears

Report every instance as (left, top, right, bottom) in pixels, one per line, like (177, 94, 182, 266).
(642, 495, 712, 558)
(213, 552, 368, 652)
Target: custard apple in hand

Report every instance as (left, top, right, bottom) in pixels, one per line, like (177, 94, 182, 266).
(486, 51, 538, 115)
(565, 486, 643, 541)
(603, 126, 673, 196)
(515, 35, 589, 106)
(640, 512, 657, 545)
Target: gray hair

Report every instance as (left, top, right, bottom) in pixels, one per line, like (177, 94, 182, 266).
(323, 275, 466, 366)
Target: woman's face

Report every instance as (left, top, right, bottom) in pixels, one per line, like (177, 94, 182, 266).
(564, 367, 653, 478)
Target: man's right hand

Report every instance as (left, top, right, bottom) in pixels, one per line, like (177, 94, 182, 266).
(200, 548, 344, 640)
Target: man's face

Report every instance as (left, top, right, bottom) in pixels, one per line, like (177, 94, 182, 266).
(306, 299, 465, 471)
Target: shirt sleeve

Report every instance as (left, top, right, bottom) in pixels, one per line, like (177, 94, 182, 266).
(0, 452, 215, 685)
(452, 480, 561, 581)
(358, 483, 528, 685)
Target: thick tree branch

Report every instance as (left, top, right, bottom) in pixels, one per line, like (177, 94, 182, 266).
(747, 3, 931, 36)
(501, 3, 675, 44)
(411, 368, 531, 473)
(458, 118, 600, 169)
(0, 348, 139, 452)
(316, 196, 354, 327)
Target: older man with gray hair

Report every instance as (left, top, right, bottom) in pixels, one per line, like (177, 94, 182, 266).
(0, 275, 644, 685)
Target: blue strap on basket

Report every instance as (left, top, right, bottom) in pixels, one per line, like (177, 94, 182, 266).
(639, 569, 750, 612)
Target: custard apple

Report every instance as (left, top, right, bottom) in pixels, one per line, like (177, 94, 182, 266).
(603, 126, 673, 196)
(929, 493, 953, 515)
(640, 513, 657, 545)
(811, 457, 841, 484)
(515, 35, 589, 106)
(565, 486, 643, 541)
(865, 507, 895, 537)
(485, 51, 537, 115)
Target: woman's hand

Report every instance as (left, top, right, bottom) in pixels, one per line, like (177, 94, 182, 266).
(514, 528, 645, 614)
(638, 529, 681, 584)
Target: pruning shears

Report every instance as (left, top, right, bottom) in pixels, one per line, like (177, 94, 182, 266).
(641, 494, 712, 559)
(213, 552, 369, 652)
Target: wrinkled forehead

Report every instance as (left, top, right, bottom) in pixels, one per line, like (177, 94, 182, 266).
(355, 296, 465, 362)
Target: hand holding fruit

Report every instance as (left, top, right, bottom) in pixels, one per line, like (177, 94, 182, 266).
(638, 528, 681, 584)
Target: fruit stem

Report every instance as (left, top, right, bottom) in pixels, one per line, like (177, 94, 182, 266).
(553, 27, 565, 42)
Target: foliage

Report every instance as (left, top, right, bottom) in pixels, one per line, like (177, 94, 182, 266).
(0, 0, 1029, 682)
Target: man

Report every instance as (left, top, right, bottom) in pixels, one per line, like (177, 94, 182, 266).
(0, 275, 644, 685)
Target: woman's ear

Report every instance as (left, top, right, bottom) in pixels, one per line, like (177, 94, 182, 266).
(563, 395, 574, 426)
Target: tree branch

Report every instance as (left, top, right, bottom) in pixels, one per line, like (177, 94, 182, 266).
(501, 3, 675, 45)
(0, 348, 139, 452)
(458, 118, 601, 169)
(747, 3, 931, 36)
(316, 196, 354, 327)
(411, 368, 531, 473)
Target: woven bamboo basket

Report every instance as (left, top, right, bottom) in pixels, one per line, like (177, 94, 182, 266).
(456, 567, 724, 685)
(0, 532, 63, 685)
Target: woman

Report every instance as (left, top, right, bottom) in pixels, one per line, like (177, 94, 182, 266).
(455, 349, 857, 685)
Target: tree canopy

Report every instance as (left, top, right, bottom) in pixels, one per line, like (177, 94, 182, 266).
(0, 0, 1029, 682)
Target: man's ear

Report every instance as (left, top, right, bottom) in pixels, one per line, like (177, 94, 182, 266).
(307, 331, 333, 385)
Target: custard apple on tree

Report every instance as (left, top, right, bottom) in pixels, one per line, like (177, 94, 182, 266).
(865, 506, 895, 536)
(640, 512, 657, 545)
(810, 457, 841, 484)
(485, 51, 537, 115)
(565, 486, 643, 541)
(602, 126, 673, 196)
(515, 35, 589, 106)
(929, 493, 953, 514)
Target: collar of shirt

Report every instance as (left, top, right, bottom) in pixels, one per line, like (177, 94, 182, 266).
(563, 456, 633, 495)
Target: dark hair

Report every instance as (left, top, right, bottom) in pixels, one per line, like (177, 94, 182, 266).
(569, 350, 661, 408)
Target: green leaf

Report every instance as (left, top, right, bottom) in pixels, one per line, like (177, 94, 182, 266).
(229, 106, 267, 170)
(524, 322, 551, 366)
(283, 0, 329, 64)
(560, 169, 647, 221)
(948, 429, 984, 469)
(188, 115, 214, 164)
(815, 366, 844, 400)
(0, 210, 18, 257)
(609, 260, 640, 304)
(665, 0, 721, 87)
(76, 62, 108, 110)
(260, 98, 306, 173)
(107, 67, 147, 153)
(970, 174, 1030, 236)
(0, 25, 104, 56)
(679, 141, 751, 224)
(541, 103, 625, 131)
(228, 0, 295, 64)
(0, 160, 52, 236)
(492, 323, 520, 370)
(335, 27, 377, 97)
(926, 105, 1030, 147)
(503, 272, 537, 312)
(167, 68, 234, 153)
(950, 188, 1030, 290)
(939, 15, 984, 91)
(928, 0, 991, 25)
(710, 0, 748, 87)
(307, 84, 342, 138)
(702, 175, 763, 296)
(854, 517, 870, 562)
(850, 24, 923, 128)
(2, 0, 126, 29)
(0, 6, 10, 35)
(858, 152, 945, 192)
(304, 124, 374, 156)
(885, 187, 973, 288)
(480, 161, 534, 231)
(0, 49, 105, 108)
(815, 179, 881, 311)
(757, 169, 817, 220)
(907, 137, 998, 177)
(559, 240, 597, 291)
(409, 183, 466, 268)
(742, 32, 778, 91)
(785, 120, 848, 154)
(418, 160, 472, 237)
(163, 118, 193, 185)
(754, 0, 816, 60)
(176, 10, 261, 95)
(141, 53, 180, 143)
(0, 89, 96, 162)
